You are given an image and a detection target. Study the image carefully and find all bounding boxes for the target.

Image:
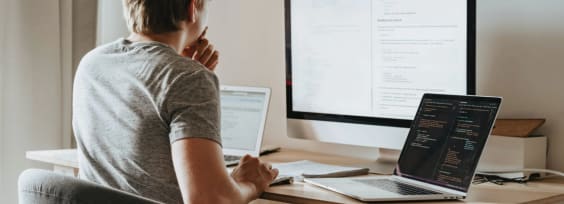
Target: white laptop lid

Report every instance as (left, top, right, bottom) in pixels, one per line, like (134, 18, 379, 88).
(220, 85, 271, 157)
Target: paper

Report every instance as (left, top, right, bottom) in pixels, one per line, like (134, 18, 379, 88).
(272, 160, 369, 181)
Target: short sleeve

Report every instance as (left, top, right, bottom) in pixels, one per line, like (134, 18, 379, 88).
(163, 68, 221, 145)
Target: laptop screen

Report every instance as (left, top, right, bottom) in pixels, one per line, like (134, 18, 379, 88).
(395, 94, 501, 192)
(220, 89, 268, 151)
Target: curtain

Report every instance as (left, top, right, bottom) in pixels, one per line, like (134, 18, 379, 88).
(0, 0, 6, 200)
(0, 0, 83, 202)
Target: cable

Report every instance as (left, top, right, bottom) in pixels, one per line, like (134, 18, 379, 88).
(477, 168, 564, 177)
(473, 174, 528, 185)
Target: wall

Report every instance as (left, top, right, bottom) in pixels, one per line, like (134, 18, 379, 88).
(97, 0, 129, 45)
(97, 1, 564, 171)
(477, 0, 564, 171)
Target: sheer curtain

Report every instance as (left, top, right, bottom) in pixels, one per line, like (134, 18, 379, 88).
(0, 0, 6, 200)
(0, 0, 96, 202)
(1, 1, 63, 203)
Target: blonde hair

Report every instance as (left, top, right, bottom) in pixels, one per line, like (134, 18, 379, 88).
(122, 0, 204, 34)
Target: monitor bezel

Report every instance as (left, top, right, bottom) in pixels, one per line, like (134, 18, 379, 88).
(284, 0, 477, 127)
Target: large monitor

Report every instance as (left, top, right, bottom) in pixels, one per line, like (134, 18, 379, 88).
(285, 0, 476, 150)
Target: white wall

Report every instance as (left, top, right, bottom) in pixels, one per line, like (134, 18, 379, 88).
(476, 0, 564, 171)
(97, 0, 129, 45)
(97, 1, 564, 171)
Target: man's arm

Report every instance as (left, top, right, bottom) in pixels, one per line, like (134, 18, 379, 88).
(171, 138, 278, 204)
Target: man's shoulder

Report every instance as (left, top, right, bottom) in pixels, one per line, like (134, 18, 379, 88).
(81, 38, 211, 76)
(166, 55, 208, 73)
(84, 38, 124, 57)
(159, 55, 217, 88)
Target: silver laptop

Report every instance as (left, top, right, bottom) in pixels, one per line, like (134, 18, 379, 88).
(305, 94, 502, 202)
(220, 85, 271, 166)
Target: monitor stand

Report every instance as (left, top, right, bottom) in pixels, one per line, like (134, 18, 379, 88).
(353, 148, 400, 175)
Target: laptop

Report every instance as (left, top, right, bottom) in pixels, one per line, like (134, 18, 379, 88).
(220, 85, 271, 166)
(305, 94, 502, 202)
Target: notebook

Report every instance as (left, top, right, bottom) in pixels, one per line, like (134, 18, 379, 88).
(273, 160, 369, 182)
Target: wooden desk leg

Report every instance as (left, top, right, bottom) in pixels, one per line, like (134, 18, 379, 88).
(53, 165, 78, 177)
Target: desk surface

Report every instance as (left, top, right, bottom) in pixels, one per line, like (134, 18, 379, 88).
(26, 149, 564, 204)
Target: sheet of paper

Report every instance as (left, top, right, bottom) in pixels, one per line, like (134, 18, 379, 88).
(272, 160, 367, 181)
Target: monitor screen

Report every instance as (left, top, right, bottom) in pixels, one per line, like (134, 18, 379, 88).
(286, 0, 475, 128)
(396, 94, 501, 192)
(221, 90, 267, 151)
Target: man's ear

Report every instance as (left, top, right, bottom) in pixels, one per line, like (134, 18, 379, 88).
(187, 0, 197, 23)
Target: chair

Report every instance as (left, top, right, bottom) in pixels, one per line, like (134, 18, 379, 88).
(18, 169, 161, 204)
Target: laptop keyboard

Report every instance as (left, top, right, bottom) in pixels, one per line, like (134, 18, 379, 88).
(355, 179, 440, 195)
(224, 155, 242, 166)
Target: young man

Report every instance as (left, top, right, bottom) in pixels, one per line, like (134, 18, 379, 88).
(72, 0, 278, 203)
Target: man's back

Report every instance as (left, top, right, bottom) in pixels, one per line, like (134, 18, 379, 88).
(72, 38, 221, 203)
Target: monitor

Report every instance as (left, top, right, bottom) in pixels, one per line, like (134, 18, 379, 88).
(285, 0, 476, 150)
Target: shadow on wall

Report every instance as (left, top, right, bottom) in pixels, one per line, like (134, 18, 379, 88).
(478, 27, 564, 170)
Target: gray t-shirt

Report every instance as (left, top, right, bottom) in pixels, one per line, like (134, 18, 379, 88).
(72, 38, 221, 203)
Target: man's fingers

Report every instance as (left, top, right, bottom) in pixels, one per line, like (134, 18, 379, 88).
(263, 162, 272, 170)
(258, 163, 274, 182)
(264, 162, 279, 179)
(208, 61, 219, 71)
(260, 163, 270, 171)
(198, 44, 215, 63)
(195, 39, 210, 56)
(205, 51, 219, 68)
(259, 162, 279, 180)
(261, 163, 277, 176)
(270, 168, 279, 179)
(182, 47, 197, 58)
(241, 154, 252, 161)
(188, 34, 219, 71)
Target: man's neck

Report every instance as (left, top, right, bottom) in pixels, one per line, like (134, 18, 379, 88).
(127, 30, 189, 54)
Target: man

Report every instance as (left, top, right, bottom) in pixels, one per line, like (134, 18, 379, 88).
(72, 0, 278, 203)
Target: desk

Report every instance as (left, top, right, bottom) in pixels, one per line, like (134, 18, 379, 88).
(26, 149, 564, 203)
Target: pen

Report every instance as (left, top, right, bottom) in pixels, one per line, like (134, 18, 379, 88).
(270, 176, 294, 186)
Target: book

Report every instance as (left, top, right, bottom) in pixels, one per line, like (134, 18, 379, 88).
(272, 160, 369, 182)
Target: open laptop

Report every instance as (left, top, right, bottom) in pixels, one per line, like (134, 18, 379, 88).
(220, 85, 271, 166)
(305, 94, 502, 202)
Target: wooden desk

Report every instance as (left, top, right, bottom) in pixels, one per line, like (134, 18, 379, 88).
(26, 149, 564, 203)
(26, 149, 79, 176)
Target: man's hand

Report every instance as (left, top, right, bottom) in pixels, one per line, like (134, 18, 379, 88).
(182, 27, 220, 71)
(230, 155, 279, 199)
